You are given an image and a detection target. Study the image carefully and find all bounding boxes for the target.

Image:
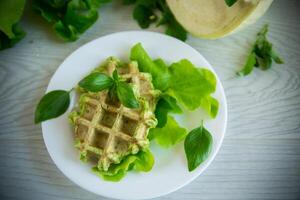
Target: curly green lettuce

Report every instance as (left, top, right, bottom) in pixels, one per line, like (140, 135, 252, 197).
(92, 149, 154, 182)
(130, 43, 218, 118)
(148, 116, 187, 148)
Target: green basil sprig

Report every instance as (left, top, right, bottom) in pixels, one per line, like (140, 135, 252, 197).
(35, 70, 139, 124)
(116, 82, 140, 108)
(80, 70, 139, 108)
(238, 24, 284, 76)
(184, 122, 213, 172)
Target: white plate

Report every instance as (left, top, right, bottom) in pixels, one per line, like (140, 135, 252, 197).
(42, 31, 227, 200)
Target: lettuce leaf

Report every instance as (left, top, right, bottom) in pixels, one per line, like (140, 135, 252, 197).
(155, 94, 182, 128)
(92, 149, 154, 182)
(149, 116, 187, 148)
(33, 0, 111, 41)
(168, 59, 216, 111)
(131, 43, 219, 118)
(200, 96, 219, 119)
(0, 0, 26, 50)
(130, 43, 170, 91)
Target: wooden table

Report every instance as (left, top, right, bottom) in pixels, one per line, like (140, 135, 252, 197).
(1, 1, 299, 199)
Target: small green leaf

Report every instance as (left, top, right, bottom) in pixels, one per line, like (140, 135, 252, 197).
(155, 95, 182, 128)
(92, 149, 154, 182)
(35, 90, 70, 124)
(270, 49, 284, 64)
(130, 43, 171, 91)
(149, 116, 187, 148)
(200, 96, 219, 118)
(184, 124, 213, 171)
(237, 52, 256, 76)
(133, 4, 157, 29)
(168, 59, 216, 110)
(225, 0, 238, 7)
(116, 82, 139, 109)
(79, 72, 114, 92)
(112, 69, 119, 81)
(125, 0, 188, 41)
(134, 149, 155, 172)
(239, 24, 284, 76)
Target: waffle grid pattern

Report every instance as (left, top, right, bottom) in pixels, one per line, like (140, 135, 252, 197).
(73, 61, 157, 170)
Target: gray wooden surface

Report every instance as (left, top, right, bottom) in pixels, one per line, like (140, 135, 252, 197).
(0, 1, 300, 200)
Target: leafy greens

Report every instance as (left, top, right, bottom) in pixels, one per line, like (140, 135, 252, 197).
(148, 116, 187, 148)
(33, 0, 111, 41)
(130, 43, 217, 172)
(123, 0, 187, 41)
(0, 0, 26, 50)
(130, 43, 171, 91)
(93, 149, 154, 181)
(168, 59, 216, 111)
(238, 24, 284, 76)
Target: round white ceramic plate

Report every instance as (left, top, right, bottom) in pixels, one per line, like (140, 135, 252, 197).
(42, 31, 227, 200)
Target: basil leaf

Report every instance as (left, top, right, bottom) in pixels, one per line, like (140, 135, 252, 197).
(184, 124, 213, 171)
(116, 82, 139, 109)
(239, 24, 284, 76)
(79, 72, 114, 92)
(237, 52, 256, 76)
(112, 69, 119, 81)
(35, 90, 70, 124)
(225, 0, 238, 7)
(270, 49, 284, 64)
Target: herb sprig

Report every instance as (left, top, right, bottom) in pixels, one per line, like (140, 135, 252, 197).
(238, 24, 284, 76)
(124, 0, 187, 41)
(35, 70, 139, 124)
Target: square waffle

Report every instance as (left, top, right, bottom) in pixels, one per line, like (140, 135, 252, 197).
(70, 58, 159, 171)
